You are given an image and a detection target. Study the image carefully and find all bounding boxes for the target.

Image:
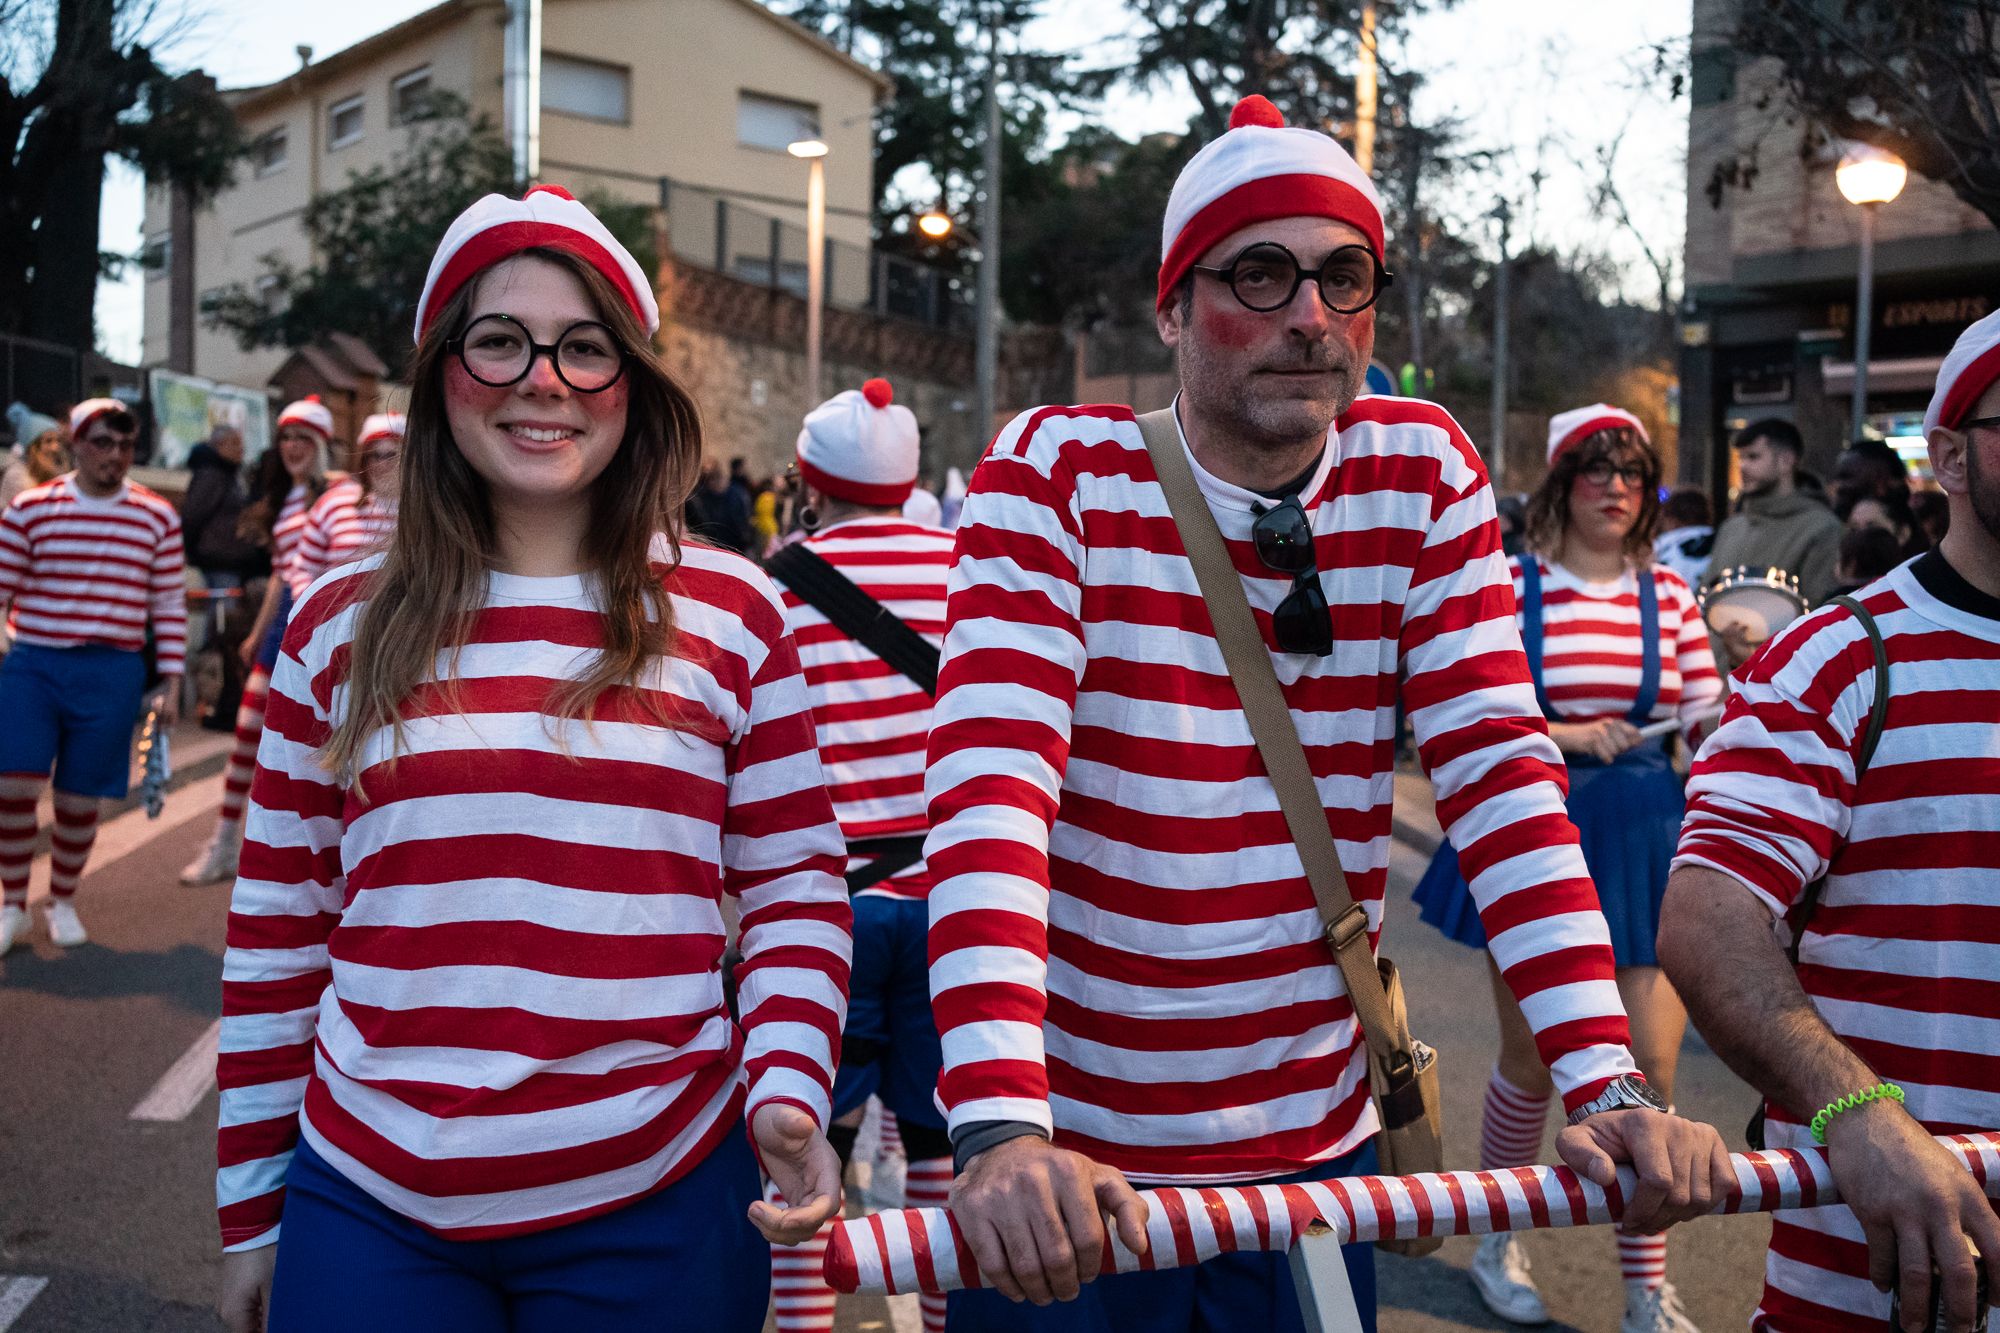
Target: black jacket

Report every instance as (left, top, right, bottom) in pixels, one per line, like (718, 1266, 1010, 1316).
(180, 445, 268, 575)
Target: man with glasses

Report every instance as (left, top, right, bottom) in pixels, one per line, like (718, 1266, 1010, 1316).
(1660, 310, 2000, 1332)
(926, 95, 1729, 1332)
(0, 398, 187, 951)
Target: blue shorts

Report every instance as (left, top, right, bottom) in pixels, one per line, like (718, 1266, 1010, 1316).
(831, 893, 946, 1129)
(946, 1140, 1380, 1333)
(0, 643, 146, 798)
(256, 582, 294, 673)
(269, 1128, 769, 1333)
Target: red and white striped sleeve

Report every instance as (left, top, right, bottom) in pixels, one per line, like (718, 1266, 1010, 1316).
(1665, 569, 1723, 733)
(1673, 601, 1873, 916)
(215, 579, 352, 1250)
(1398, 425, 1635, 1111)
(0, 502, 27, 611)
(923, 412, 1090, 1137)
(148, 507, 188, 676)
(726, 588, 854, 1131)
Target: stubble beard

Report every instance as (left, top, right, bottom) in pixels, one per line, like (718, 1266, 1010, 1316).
(1181, 340, 1354, 454)
(1969, 437, 2000, 546)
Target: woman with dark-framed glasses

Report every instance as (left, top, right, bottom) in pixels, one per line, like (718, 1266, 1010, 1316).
(1413, 404, 1722, 1333)
(214, 186, 851, 1332)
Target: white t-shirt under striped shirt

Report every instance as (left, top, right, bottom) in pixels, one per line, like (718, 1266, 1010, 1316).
(1511, 555, 1722, 730)
(926, 398, 1639, 1184)
(0, 475, 188, 673)
(773, 516, 954, 900)
(217, 543, 851, 1248)
(1673, 551, 2000, 1330)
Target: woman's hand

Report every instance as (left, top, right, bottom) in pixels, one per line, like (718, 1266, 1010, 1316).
(746, 1102, 844, 1245)
(1549, 718, 1643, 764)
(217, 1244, 277, 1333)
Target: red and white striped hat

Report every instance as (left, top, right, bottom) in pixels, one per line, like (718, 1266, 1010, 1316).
(797, 378, 919, 507)
(1157, 95, 1386, 312)
(414, 184, 657, 340)
(358, 413, 406, 447)
(277, 395, 335, 442)
(1547, 403, 1648, 463)
(68, 397, 131, 438)
(1924, 307, 2000, 436)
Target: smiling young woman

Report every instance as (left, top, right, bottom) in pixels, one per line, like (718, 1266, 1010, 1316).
(213, 187, 853, 1333)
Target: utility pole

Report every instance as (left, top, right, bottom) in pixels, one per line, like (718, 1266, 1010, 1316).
(1489, 199, 1513, 487)
(973, 9, 1002, 460)
(1399, 119, 1427, 381)
(503, 0, 542, 184)
(1353, 2, 1378, 174)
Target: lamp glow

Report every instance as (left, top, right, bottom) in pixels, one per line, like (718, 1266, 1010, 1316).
(787, 138, 829, 159)
(917, 210, 954, 240)
(1836, 146, 1907, 206)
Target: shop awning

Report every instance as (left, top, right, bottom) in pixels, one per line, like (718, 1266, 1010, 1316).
(1820, 355, 1946, 396)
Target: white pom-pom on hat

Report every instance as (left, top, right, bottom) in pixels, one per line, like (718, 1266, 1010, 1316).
(277, 394, 336, 442)
(414, 184, 658, 340)
(797, 377, 919, 507)
(1547, 404, 1648, 464)
(1157, 94, 1387, 312)
(1924, 307, 2000, 437)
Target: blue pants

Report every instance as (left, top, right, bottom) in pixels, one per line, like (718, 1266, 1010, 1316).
(831, 894, 946, 1131)
(268, 1130, 769, 1332)
(0, 643, 145, 798)
(946, 1141, 1380, 1333)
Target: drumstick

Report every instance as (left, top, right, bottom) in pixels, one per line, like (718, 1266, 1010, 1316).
(1637, 703, 1725, 740)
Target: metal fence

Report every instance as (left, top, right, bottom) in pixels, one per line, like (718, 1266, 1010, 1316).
(0, 332, 83, 419)
(658, 177, 974, 333)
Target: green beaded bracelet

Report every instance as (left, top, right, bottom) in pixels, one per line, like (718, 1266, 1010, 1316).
(1809, 1082, 1904, 1144)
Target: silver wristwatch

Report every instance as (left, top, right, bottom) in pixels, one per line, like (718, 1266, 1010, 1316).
(1565, 1073, 1668, 1126)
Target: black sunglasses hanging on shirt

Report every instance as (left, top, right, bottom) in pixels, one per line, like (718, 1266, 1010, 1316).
(1250, 495, 1334, 656)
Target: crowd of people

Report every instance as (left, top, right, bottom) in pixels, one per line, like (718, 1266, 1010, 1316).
(0, 91, 1991, 1333)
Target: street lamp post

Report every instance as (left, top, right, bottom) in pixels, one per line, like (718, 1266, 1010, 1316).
(788, 138, 830, 403)
(1836, 145, 1908, 443)
(974, 12, 1002, 459)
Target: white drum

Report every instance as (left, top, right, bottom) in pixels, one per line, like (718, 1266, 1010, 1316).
(1700, 566, 1808, 649)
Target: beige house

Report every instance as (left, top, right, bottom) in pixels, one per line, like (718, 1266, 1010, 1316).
(143, 0, 889, 393)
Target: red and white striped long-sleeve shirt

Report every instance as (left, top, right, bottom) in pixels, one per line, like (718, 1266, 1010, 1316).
(217, 544, 851, 1249)
(284, 478, 395, 599)
(269, 484, 312, 575)
(1511, 556, 1722, 731)
(925, 399, 1637, 1184)
(0, 476, 188, 674)
(773, 516, 954, 900)
(1673, 551, 2000, 1331)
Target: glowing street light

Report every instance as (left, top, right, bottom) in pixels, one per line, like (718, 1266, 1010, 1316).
(1836, 144, 1908, 442)
(916, 210, 954, 240)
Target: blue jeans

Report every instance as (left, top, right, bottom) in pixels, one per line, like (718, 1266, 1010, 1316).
(946, 1140, 1380, 1333)
(268, 1129, 769, 1332)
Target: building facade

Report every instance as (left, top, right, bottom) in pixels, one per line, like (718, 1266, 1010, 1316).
(142, 0, 888, 392)
(1679, 0, 2000, 492)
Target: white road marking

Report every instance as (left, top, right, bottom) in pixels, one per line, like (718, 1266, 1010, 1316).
(0, 1275, 49, 1331)
(130, 1017, 222, 1122)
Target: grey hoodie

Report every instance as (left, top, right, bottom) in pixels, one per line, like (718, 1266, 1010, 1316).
(1707, 487, 1844, 606)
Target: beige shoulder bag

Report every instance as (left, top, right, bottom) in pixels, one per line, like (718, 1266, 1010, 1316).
(1135, 409, 1444, 1255)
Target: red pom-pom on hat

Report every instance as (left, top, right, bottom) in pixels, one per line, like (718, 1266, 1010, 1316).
(862, 377, 894, 409)
(1229, 95, 1286, 129)
(302, 394, 321, 404)
(526, 183, 576, 201)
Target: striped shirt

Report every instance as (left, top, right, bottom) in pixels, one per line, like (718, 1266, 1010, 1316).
(217, 544, 851, 1249)
(773, 517, 954, 900)
(1512, 556, 1722, 730)
(285, 478, 395, 598)
(0, 476, 188, 673)
(1673, 551, 2000, 1330)
(269, 484, 312, 575)
(926, 399, 1637, 1184)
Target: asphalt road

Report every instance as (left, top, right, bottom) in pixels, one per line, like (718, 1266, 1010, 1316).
(0, 754, 1771, 1333)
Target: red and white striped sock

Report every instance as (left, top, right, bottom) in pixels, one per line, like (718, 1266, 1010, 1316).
(1479, 1067, 1552, 1170)
(0, 776, 39, 910)
(878, 1106, 905, 1160)
(218, 670, 269, 827)
(1617, 1232, 1667, 1292)
(767, 1181, 835, 1333)
(905, 1156, 954, 1333)
(48, 799, 99, 900)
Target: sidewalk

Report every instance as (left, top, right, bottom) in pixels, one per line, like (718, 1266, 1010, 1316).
(1391, 760, 1443, 857)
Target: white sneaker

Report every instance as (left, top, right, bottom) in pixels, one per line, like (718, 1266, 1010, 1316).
(0, 904, 25, 954)
(1622, 1281, 1700, 1333)
(866, 1149, 909, 1212)
(180, 829, 239, 886)
(1471, 1233, 1551, 1325)
(44, 899, 87, 948)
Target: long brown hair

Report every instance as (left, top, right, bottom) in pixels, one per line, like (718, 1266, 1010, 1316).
(319, 247, 704, 784)
(1523, 426, 1662, 566)
(236, 441, 330, 547)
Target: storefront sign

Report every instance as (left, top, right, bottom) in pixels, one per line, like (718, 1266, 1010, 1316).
(147, 369, 270, 470)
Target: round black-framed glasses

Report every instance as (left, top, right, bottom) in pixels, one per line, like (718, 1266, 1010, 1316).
(1190, 242, 1394, 316)
(447, 314, 630, 393)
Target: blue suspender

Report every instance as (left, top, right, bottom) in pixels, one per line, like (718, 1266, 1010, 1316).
(1519, 557, 1661, 726)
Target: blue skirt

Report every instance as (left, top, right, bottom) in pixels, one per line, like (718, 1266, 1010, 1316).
(255, 582, 294, 672)
(1411, 745, 1684, 967)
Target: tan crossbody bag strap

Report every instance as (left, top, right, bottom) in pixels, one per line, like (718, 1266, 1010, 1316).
(1133, 408, 1411, 1076)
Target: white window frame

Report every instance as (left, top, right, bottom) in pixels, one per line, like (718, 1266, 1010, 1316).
(736, 90, 820, 153)
(391, 65, 433, 125)
(328, 94, 365, 150)
(541, 53, 631, 125)
(251, 126, 289, 177)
